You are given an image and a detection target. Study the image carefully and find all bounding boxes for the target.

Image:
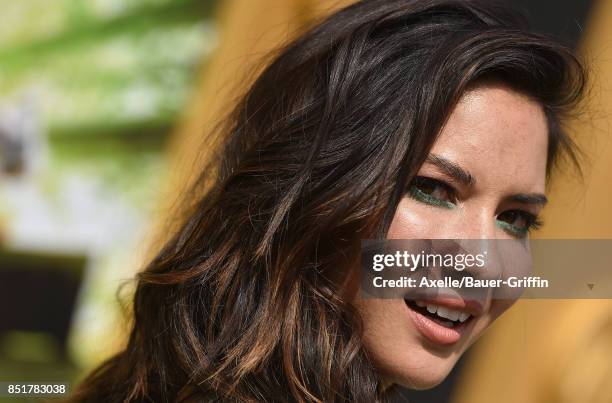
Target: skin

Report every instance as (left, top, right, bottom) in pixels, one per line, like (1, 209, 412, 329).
(354, 82, 549, 389)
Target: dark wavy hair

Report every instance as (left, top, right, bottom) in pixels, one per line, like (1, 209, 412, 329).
(69, 0, 585, 401)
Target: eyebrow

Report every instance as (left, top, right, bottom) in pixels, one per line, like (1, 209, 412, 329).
(426, 154, 475, 187)
(425, 154, 548, 205)
(508, 193, 548, 206)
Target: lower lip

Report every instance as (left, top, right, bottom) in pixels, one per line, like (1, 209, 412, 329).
(405, 302, 471, 345)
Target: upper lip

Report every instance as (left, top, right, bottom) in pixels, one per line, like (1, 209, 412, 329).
(412, 296, 485, 317)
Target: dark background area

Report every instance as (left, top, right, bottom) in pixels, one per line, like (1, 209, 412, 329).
(514, 0, 594, 47)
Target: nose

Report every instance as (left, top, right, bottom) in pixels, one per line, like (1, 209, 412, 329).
(436, 209, 506, 299)
(453, 207, 498, 240)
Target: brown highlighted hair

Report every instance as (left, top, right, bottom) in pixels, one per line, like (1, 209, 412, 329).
(70, 0, 585, 402)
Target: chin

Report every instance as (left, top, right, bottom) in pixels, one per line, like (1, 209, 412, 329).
(380, 348, 462, 390)
(403, 375, 448, 390)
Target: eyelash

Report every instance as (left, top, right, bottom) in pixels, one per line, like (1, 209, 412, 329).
(407, 176, 543, 238)
(408, 176, 456, 209)
(496, 210, 543, 237)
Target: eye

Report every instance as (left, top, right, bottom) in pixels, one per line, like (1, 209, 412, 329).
(496, 210, 543, 238)
(407, 176, 457, 209)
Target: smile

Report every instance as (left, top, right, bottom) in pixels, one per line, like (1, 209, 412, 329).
(404, 297, 482, 345)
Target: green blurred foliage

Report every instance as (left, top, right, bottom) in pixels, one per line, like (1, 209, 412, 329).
(0, 0, 217, 141)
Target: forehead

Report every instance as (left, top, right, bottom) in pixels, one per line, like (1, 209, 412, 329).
(430, 83, 549, 193)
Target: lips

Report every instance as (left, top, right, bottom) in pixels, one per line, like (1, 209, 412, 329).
(404, 297, 482, 345)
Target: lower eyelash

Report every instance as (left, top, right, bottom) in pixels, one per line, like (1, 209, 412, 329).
(496, 220, 528, 236)
(496, 218, 543, 237)
(408, 185, 455, 209)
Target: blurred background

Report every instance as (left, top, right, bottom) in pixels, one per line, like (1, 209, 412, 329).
(0, 1, 610, 402)
(0, 0, 218, 395)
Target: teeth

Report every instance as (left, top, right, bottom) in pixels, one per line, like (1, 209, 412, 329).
(437, 307, 459, 322)
(421, 302, 471, 323)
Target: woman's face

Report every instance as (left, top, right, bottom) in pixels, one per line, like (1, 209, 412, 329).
(354, 82, 549, 389)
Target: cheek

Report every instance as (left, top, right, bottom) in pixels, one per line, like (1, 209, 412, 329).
(388, 199, 426, 238)
(387, 198, 451, 239)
